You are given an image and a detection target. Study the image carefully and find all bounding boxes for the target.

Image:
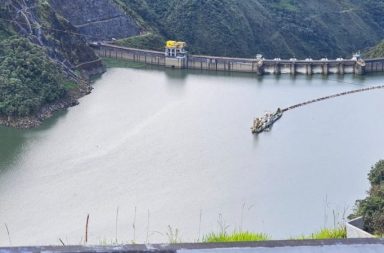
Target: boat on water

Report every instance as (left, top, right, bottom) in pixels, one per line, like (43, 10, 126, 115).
(251, 108, 283, 134)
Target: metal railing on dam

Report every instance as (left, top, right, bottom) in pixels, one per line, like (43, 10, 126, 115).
(91, 43, 384, 75)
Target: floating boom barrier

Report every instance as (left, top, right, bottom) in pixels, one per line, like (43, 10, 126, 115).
(252, 84, 384, 134)
(282, 84, 384, 112)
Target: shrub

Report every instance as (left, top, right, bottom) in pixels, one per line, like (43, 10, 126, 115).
(0, 36, 65, 116)
(350, 160, 384, 235)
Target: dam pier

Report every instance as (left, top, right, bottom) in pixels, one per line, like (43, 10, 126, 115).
(91, 42, 384, 75)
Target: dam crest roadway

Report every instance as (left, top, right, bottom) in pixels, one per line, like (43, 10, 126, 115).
(91, 42, 384, 75)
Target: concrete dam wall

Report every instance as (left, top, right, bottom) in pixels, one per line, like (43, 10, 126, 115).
(365, 58, 384, 73)
(93, 43, 384, 75)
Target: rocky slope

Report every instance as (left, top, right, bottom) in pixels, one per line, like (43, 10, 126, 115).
(113, 0, 384, 59)
(39, 0, 384, 59)
(365, 41, 384, 58)
(50, 0, 140, 41)
(0, 0, 105, 127)
(1, 0, 104, 77)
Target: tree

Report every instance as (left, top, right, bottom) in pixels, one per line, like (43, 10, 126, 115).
(351, 160, 384, 235)
(0, 36, 65, 117)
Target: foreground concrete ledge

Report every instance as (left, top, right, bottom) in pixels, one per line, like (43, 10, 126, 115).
(1, 239, 384, 253)
(347, 216, 375, 238)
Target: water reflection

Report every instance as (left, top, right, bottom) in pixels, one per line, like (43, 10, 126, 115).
(31, 110, 68, 132)
(0, 127, 25, 172)
(0, 110, 67, 172)
(252, 133, 260, 148)
(164, 68, 188, 80)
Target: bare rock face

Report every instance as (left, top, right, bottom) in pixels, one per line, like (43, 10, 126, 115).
(50, 0, 140, 41)
(3, 0, 105, 77)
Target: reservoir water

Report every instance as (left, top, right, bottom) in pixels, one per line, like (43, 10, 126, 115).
(1, 66, 384, 246)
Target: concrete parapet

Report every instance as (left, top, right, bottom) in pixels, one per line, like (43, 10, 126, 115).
(347, 217, 375, 238)
(3, 239, 384, 253)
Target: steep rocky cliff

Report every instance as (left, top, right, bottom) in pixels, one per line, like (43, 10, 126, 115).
(50, 0, 140, 41)
(1, 0, 104, 78)
(0, 0, 105, 127)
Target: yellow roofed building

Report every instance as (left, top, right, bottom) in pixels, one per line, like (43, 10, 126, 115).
(165, 40, 187, 58)
(165, 40, 188, 69)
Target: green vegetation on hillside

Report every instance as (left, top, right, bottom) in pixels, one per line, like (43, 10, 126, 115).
(272, 0, 298, 12)
(365, 41, 384, 58)
(0, 37, 65, 117)
(114, 0, 384, 58)
(0, 22, 13, 41)
(34, 1, 100, 67)
(115, 33, 164, 51)
(350, 160, 384, 236)
(0, 3, 14, 40)
(0, 0, 105, 123)
(1, 0, 102, 69)
(115, 0, 384, 58)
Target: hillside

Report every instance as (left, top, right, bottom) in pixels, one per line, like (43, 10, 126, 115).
(1, 0, 384, 127)
(37, 0, 384, 58)
(50, 0, 140, 41)
(365, 41, 384, 58)
(113, 0, 384, 59)
(0, 37, 65, 117)
(0, 0, 104, 127)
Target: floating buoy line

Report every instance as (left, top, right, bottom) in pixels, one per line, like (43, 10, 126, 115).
(251, 83, 384, 134)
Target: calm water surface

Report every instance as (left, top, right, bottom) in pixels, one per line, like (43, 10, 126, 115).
(1, 67, 384, 245)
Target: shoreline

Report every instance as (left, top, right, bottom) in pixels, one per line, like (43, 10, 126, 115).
(3, 58, 384, 129)
(0, 80, 93, 129)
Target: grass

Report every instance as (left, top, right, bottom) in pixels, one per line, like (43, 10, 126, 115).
(63, 81, 78, 90)
(166, 225, 181, 244)
(272, 0, 298, 12)
(115, 33, 164, 51)
(295, 226, 347, 240)
(202, 231, 270, 243)
(101, 57, 147, 69)
(93, 227, 346, 246)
